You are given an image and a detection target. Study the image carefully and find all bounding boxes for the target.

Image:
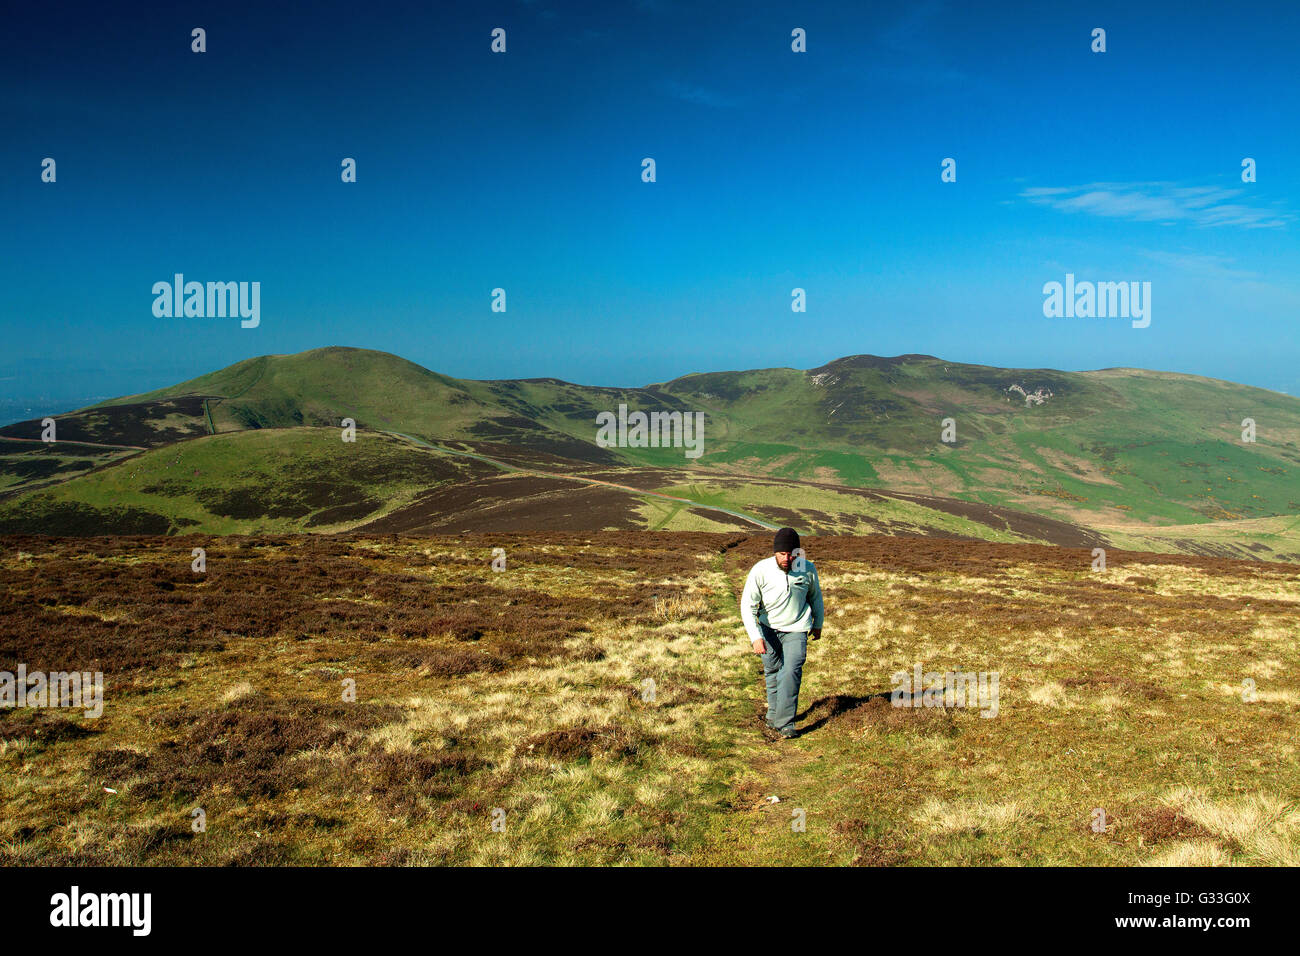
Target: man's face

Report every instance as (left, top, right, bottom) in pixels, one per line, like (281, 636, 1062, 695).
(774, 550, 792, 571)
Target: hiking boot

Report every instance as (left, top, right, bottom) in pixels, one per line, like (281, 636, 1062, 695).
(779, 726, 800, 739)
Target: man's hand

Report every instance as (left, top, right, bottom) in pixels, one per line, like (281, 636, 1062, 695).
(809, 628, 822, 641)
(752, 639, 766, 654)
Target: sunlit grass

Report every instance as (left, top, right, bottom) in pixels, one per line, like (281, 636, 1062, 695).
(1, 532, 1296, 865)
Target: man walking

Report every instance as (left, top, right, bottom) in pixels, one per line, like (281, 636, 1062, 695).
(740, 528, 824, 739)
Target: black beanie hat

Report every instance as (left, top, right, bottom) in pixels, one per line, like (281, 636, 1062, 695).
(773, 527, 800, 553)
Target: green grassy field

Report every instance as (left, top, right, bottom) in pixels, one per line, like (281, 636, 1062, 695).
(0, 429, 495, 535)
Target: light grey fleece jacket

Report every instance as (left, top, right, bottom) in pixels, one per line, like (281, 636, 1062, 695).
(740, 555, 824, 644)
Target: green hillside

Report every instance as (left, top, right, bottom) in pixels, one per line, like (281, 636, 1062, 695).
(85, 347, 625, 465)
(645, 355, 1300, 527)
(0, 427, 496, 535)
(3, 346, 1298, 556)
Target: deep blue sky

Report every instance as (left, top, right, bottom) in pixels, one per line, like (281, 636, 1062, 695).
(3, 0, 1298, 419)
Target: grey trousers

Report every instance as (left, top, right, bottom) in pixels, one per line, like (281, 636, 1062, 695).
(760, 624, 807, 731)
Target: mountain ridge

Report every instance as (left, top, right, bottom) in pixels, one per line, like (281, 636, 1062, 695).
(2, 345, 1298, 559)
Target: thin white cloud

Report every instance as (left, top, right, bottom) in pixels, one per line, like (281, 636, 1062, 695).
(1139, 250, 1257, 280)
(1021, 181, 1291, 229)
(662, 79, 741, 108)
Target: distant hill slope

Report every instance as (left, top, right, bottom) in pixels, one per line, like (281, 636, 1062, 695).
(0, 428, 499, 535)
(650, 354, 1300, 526)
(76, 346, 1300, 522)
(78, 347, 625, 465)
(1, 346, 1298, 557)
(0, 427, 1114, 547)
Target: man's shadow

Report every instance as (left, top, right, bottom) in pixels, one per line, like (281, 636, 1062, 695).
(796, 690, 903, 735)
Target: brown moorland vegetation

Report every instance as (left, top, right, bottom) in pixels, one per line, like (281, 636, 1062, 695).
(1, 531, 1296, 865)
